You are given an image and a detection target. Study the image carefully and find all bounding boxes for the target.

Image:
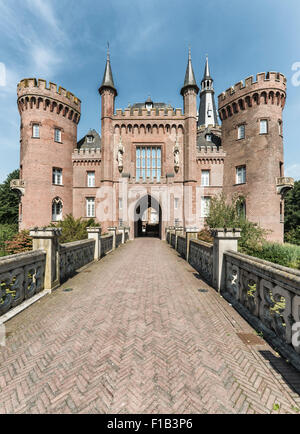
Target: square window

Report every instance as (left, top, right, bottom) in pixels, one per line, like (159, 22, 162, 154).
(87, 171, 95, 187)
(236, 166, 246, 184)
(86, 198, 95, 217)
(33, 124, 40, 138)
(52, 168, 62, 185)
(54, 128, 61, 142)
(201, 170, 210, 186)
(260, 120, 268, 134)
(238, 124, 245, 139)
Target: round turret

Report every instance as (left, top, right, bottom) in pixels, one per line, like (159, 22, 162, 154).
(17, 78, 81, 229)
(218, 72, 286, 242)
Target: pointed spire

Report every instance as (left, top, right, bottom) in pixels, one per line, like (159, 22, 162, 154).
(99, 44, 117, 95)
(203, 55, 211, 79)
(198, 56, 218, 127)
(180, 47, 199, 96)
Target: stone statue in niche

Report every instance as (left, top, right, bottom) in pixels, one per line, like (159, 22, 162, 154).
(117, 136, 124, 172)
(174, 136, 180, 172)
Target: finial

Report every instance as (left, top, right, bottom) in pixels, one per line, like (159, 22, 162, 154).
(188, 46, 191, 60)
(107, 42, 110, 61)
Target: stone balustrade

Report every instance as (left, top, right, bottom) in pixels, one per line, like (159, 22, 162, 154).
(100, 234, 114, 257)
(60, 239, 95, 283)
(224, 250, 300, 357)
(189, 239, 213, 285)
(166, 225, 300, 369)
(0, 226, 130, 319)
(170, 233, 176, 248)
(0, 250, 46, 316)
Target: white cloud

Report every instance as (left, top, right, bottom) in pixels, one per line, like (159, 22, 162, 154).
(285, 164, 300, 180)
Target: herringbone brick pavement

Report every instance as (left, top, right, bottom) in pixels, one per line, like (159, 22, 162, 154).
(0, 238, 299, 414)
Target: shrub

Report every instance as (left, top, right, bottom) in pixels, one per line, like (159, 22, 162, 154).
(197, 229, 213, 243)
(284, 227, 300, 246)
(0, 223, 18, 256)
(50, 214, 100, 244)
(5, 230, 32, 255)
(245, 242, 300, 270)
(205, 194, 267, 251)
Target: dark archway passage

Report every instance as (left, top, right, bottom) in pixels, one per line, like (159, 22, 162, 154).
(134, 195, 162, 238)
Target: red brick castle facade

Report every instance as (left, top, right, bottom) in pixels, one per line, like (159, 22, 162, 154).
(14, 49, 293, 241)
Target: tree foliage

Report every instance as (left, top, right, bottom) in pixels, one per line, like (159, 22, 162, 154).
(5, 230, 32, 255)
(205, 194, 267, 251)
(284, 180, 300, 245)
(50, 214, 100, 244)
(0, 169, 20, 224)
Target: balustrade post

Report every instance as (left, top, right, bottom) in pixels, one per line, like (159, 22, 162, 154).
(185, 227, 199, 262)
(87, 227, 102, 261)
(211, 228, 241, 293)
(108, 227, 117, 250)
(29, 227, 61, 291)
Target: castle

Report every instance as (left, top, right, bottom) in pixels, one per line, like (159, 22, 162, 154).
(13, 49, 294, 241)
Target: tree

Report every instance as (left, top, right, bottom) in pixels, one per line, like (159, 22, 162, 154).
(205, 194, 267, 251)
(0, 169, 20, 224)
(284, 180, 300, 245)
(50, 214, 100, 243)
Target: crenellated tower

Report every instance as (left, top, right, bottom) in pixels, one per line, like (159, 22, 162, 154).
(218, 71, 289, 242)
(17, 78, 81, 229)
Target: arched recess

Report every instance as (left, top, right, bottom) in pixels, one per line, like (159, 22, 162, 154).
(134, 194, 162, 239)
(52, 197, 63, 222)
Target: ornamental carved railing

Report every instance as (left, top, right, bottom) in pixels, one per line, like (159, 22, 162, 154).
(60, 239, 95, 283)
(116, 233, 123, 248)
(100, 235, 114, 257)
(224, 250, 300, 354)
(0, 250, 46, 316)
(176, 235, 187, 259)
(188, 239, 213, 285)
(171, 233, 176, 248)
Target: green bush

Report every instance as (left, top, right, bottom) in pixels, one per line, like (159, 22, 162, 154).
(244, 242, 300, 270)
(0, 223, 18, 256)
(50, 214, 100, 244)
(5, 230, 32, 255)
(205, 194, 267, 251)
(284, 227, 300, 246)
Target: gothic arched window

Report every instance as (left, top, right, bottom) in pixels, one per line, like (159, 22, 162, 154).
(52, 197, 63, 222)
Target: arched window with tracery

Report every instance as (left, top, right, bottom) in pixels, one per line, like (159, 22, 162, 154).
(52, 197, 63, 221)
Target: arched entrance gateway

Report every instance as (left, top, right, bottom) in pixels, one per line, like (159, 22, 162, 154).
(134, 195, 162, 239)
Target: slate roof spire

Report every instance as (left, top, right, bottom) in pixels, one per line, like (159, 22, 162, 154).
(180, 47, 199, 96)
(198, 56, 218, 127)
(99, 44, 118, 95)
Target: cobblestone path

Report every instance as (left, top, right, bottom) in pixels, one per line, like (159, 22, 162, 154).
(0, 238, 300, 414)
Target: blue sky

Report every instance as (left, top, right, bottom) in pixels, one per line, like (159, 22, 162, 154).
(0, 0, 299, 182)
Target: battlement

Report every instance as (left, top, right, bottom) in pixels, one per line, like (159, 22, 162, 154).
(17, 78, 81, 113)
(218, 71, 286, 108)
(197, 144, 225, 155)
(72, 148, 101, 161)
(114, 107, 184, 118)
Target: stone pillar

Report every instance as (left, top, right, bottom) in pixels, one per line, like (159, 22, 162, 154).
(108, 227, 117, 250)
(175, 226, 184, 250)
(185, 227, 199, 262)
(87, 227, 102, 261)
(29, 227, 61, 291)
(212, 228, 241, 293)
(119, 227, 126, 244)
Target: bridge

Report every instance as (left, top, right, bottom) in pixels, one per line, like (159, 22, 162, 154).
(0, 235, 300, 414)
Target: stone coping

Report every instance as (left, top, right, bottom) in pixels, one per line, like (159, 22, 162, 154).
(60, 239, 95, 249)
(0, 250, 46, 272)
(225, 250, 300, 291)
(190, 239, 213, 249)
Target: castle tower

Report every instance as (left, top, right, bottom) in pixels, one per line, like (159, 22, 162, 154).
(180, 48, 199, 227)
(98, 48, 118, 230)
(218, 72, 287, 242)
(198, 56, 218, 128)
(17, 78, 81, 229)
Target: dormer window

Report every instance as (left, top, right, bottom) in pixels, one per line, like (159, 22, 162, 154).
(87, 135, 94, 143)
(145, 97, 153, 112)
